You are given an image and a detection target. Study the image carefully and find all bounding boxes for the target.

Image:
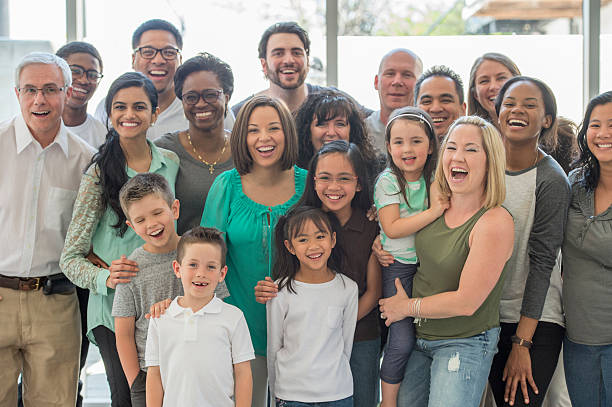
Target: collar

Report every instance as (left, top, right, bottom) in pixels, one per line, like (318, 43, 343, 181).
(167, 295, 223, 317)
(343, 208, 367, 233)
(126, 140, 166, 177)
(14, 115, 69, 157)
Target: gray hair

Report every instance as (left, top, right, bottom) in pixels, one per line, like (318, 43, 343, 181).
(378, 48, 423, 77)
(15, 52, 72, 87)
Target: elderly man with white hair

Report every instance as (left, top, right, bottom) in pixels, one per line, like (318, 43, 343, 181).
(0, 52, 94, 405)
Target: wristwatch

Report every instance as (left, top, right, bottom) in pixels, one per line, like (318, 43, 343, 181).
(511, 335, 533, 349)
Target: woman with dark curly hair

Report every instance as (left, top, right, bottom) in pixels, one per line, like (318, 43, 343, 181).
(562, 91, 612, 407)
(294, 89, 381, 179)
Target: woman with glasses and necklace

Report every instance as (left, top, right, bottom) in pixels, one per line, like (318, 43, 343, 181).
(155, 53, 235, 235)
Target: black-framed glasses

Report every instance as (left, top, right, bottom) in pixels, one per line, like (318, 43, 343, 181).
(181, 89, 223, 105)
(133, 46, 181, 60)
(70, 64, 103, 83)
(17, 85, 66, 98)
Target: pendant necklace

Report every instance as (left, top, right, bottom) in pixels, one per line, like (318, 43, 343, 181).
(186, 131, 228, 174)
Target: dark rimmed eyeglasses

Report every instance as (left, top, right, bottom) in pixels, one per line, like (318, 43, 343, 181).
(181, 89, 224, 106)
(133, 46, 181, 60)
(69, 64, 103, 83)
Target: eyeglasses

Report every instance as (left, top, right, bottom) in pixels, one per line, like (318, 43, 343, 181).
(314, 175, 358, 184)
(133, 46, 181, 60)
(70, 65, 103, 83)
(17, 85, 66, 98)
(181, 89, 223, 106)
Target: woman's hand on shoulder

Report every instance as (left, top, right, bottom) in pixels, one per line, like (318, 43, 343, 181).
(105, 255, 139, 289)
(254, 277, 278, 304)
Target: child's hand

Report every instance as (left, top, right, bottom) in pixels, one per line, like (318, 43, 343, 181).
(254, 277, 278, 304)
(366, 204, 378, 222)
(429, 183, 450, 217)
(145, 298, 172, 319)
(372, 235, 394, 267)
(105, 255, 139, 289)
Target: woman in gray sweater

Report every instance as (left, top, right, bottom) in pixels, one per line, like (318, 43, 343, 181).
(562, 91, 612, 407)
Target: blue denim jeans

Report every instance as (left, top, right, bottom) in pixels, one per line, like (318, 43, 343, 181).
(380, 262, 417, 384)
(564, 336, 612, 407)
(397, 327, 500, 407)
(275, 396, 353, 406)
(350, 338, 380, 407)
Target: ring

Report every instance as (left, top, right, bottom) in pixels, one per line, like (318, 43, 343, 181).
(381, 313, 386, 319)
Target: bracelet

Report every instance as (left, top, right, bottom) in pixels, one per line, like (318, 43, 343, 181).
(511, 335, 533, 349)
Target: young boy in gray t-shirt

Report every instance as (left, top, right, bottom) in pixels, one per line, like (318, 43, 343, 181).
(111, 173, 228, 406)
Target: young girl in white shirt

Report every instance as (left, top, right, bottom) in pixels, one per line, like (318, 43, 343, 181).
(267, 206, 359, 407)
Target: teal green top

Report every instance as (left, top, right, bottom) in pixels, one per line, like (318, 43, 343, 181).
(201, 166, 307, 355)
(60, 141, 179, 344)
(374, 170, 427, 264)
(413, 207, 510, 340)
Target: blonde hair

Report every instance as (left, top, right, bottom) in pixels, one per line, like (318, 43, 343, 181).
(434, 116, 506, 209)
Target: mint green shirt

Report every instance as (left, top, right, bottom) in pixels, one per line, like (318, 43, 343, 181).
(60, 142, 179, 343)
(201, 166, 307, 356)
(374, 169, 427, 264)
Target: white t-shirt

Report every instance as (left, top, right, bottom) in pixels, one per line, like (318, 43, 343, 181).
(266, 274, 358, 403)
(66, 113, 107, 148)
(95, 96, 235, 140)
(145, 296, 254, 407)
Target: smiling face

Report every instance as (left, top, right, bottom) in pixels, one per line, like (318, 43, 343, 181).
(310, 115, 350, 152)
(65, 52, 101, 109)
(586, 102, 612, 166)
(173, 242, 227, 306)
(182, 70, 228, 132)
(388, 119, 432, 182)
(246, 105, 285, 169)
(132, 29, 181, 96)
(474, 60, 513, 121)
(443, 124, 487, 197)
(16, 63, 70, 141)
(417, 76, 466, 141)
(110, 86, 158, 140)
(125, 193, 179, 254)
(285, 219, 336, 276)
(375, 51, 419, 115)
(314, 152, 360, 221)
(261, 33, 308, 90)
(498, 80, 551, 146)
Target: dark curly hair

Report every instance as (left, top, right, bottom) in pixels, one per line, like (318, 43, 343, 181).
(573, 91, 612, 190)
(294, 89, 377, 170)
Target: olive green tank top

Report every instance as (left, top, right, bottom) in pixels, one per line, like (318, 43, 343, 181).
(413, 207, 510, 340)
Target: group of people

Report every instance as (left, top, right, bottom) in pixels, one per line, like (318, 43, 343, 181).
(1, 16, 610, 407)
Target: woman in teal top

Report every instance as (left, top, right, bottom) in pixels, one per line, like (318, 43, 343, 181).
(202, 95, 305, 407)
(60, 72, 179, 407)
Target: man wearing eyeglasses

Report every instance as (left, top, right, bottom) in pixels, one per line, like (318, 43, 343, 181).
(0, 52, 94, 406)
(56, 41, 107, 148)
(94, 19, 234, 140)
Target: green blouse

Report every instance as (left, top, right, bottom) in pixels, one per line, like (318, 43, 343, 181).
(201, 166, 307, 356)
(60, 142, 179, 343)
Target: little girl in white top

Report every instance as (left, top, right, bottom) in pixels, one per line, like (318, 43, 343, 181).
(267, 206, 358, 407)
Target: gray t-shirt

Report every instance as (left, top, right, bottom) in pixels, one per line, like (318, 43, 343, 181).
(365, 110, 386, 155)
(112, 247, 230, 369)
(563, 170, 612, 345)
(155, 132, 234, 235)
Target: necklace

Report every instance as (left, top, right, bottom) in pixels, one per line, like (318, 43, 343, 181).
(186, 131, 228, 174)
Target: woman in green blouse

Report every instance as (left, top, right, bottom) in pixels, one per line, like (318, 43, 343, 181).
(60, 72, 179, 406)
(201, 95, 306, 407)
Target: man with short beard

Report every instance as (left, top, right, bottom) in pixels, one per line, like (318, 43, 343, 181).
(232, 21, 370, 118)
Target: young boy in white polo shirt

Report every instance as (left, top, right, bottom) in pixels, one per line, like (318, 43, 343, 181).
(145, 227, 254, 407)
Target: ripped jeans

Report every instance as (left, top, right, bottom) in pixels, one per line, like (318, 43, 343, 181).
(397, 327, 500, 407)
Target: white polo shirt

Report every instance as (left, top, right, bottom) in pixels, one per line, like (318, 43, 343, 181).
(0, 115, 94, 277)
(145, 295, 254, 407)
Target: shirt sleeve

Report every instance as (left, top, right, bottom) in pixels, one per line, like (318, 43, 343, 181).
(266, 292, 286, 399)
(342, 277, 359, 361)
(201, 171, 232, 236)
(59, 166, 111, 295)
(521, 159, 571, 319)
(374, 171, 403, 211)
(145, 317, 161, 367)
(231, 312, 255, 364)
(111, 281, 137, 317)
